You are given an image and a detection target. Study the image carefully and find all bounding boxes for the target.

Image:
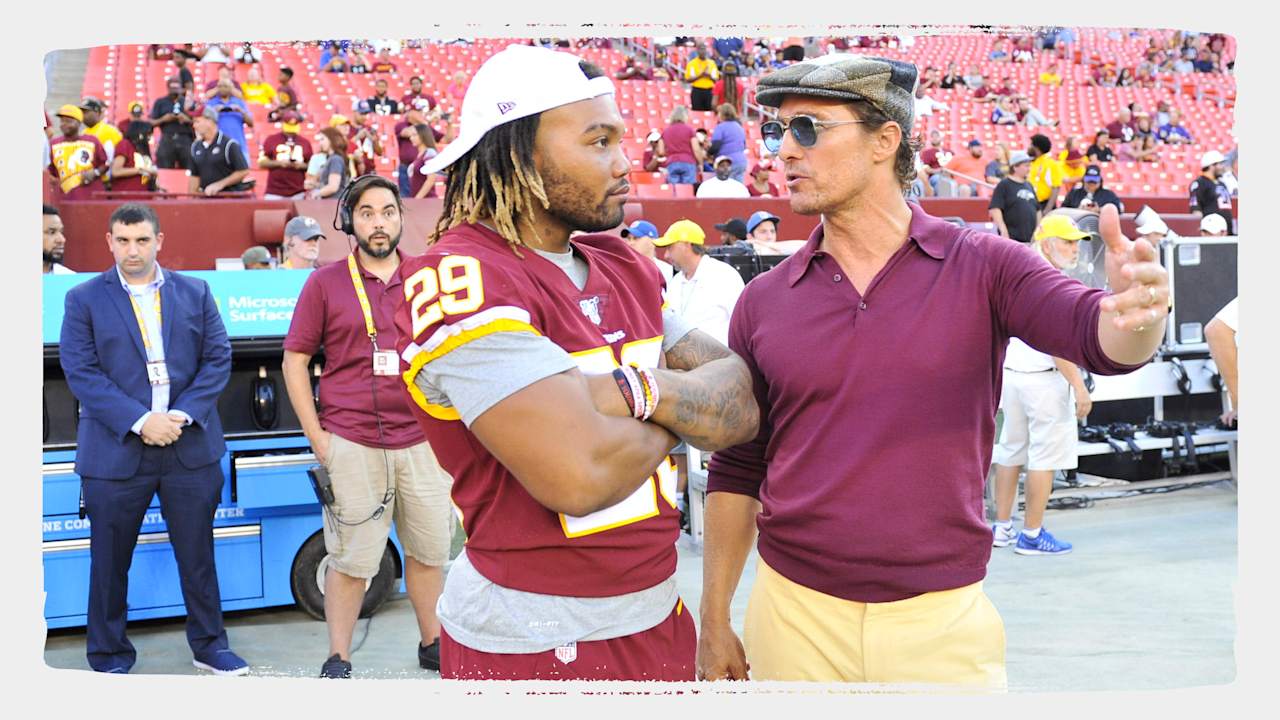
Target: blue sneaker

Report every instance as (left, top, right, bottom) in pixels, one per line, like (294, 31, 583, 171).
(193, 648, 250, 676)
(1014, 527, 1073, 556)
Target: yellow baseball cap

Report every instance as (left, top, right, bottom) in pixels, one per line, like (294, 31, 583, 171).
(328, 114, 350, 128)
(653, 219, 706, 247)
(1034, 214, 1090, 242)
(56, 104, 84, 123)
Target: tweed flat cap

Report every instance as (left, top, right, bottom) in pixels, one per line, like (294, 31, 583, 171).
(756, 54, 919, 134)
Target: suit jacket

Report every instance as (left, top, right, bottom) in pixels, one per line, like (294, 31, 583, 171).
(60, 267, 231, 479)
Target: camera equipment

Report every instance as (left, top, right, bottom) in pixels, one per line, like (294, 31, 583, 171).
(307, 465, 336, 506)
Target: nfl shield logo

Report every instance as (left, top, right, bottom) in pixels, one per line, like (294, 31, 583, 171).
(554, 642, 577, 665)
(578, 297, 603, 325)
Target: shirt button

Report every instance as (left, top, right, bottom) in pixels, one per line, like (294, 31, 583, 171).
(833, 273, 842, 282)
(859, 302, 868, 310)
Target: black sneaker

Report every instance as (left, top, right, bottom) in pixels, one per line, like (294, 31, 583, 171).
(418, 639, 440, 671)
(320, 653, 352, 679)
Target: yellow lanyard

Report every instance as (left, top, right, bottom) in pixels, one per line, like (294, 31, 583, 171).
(347, 254, 380, 349)
(127, 289, 162, 352)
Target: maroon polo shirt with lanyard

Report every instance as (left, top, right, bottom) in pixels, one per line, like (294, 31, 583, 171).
(707, 203, 1146, 602)
(284, 249, 423, 449)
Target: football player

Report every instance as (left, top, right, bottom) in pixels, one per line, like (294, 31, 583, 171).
(394, 45, 758, 681)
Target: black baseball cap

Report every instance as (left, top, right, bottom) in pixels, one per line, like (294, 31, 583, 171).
(714, 218, 748, 241)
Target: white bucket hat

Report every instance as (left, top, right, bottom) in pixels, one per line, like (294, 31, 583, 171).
(424, 45, 616, 174)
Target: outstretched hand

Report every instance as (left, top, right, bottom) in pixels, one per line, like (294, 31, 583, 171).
(1099, 204, 1169, 333)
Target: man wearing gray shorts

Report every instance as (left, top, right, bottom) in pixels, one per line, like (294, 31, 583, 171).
(282, 175, 453, 678)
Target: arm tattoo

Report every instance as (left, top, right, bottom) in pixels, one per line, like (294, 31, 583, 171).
(664, 329, 734, 371)
(654, 356, 758, 451)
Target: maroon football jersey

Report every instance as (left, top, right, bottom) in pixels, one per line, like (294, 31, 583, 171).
(395, 223, 679, 597)
(260, 132, 312, 197)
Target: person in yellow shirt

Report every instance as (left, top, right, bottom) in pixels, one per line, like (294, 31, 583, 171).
(80, 97, 123, 161)
(1057, 134, 1086, 190)
(684, 43, 720, 111)
(1038, 62, 1063, 86)
(241, 66, 278, 107)
(1027, 134, 1063, 213)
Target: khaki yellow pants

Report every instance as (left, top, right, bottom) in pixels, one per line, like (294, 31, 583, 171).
(743, 558, 1007, 688)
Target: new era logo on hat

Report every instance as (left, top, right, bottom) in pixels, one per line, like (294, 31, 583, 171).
(423, 45, 617, 175)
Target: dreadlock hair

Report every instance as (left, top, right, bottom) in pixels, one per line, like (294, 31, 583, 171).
(431, 59, 606, 254)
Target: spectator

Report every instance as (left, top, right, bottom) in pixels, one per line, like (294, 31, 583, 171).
(991, 215, 1093, 557)
(196, 43, 234, 64)
(985, 142, 1011, 184)
(1135, 58, 1157, 87)
(694, 127, 715, 173)
(1132, 207, 1170, 246)
(1172, 53, 1195, 74)
(241, 66, 276, 107)
(280, 216, 324, 270)
(395, 112, 443, 196)
(946, 139, 989, 197)
(712, 62, 744, 114)
(407, 124, 441, 199)
(940, 62, 962, 89)
(119, 102, 154, 156)
(713, 217, 755, 253)
(695, 156, 751, 198)
(320, 42, 348, 73)
(1154, 99, 1172, 128)
(205, 81, 254, 166)
(371, 47, 397, 74)
(186, 105, 252, 196)
(1054, 134, 1085, 190)
(150, 44, 175, 61)
(619, 220, 674, 280)
(708, 104, 747, 182)
(918, 129, 952, 193)
(919, 66, 941, 91)
(401, 76, 436, 117)
(652, 219, 745, 346)
(684, 43, 720, 112)
(1133, 112, 1156, 143)
(746, 160, 780, 197)
(1189, 150, 1234, 234)
(746, 210, 781, 245)
(1016, 96, 1057, 127)
(171, 53, 195, 93)
(770, 47, 789, 70)
(1194, 49, 1217, 73)
(659, 105, 700, 185)
(991, 95, 1019, 125)
(614, 55, 653, 81)
(202, 64, 244, 100)
(1086, 130, 1114, 162)
(48, 105, 109, 200)
(1132, 134, 1159, 163)
(343, 103, 384, 176)
(713, 36, 744, 64)
(367, 78, 401, 116)
(1157, 109, 1194, 145)
(241, 245, 273, 270)
(347, 42, 371, 74)
(77, 97, 123, 164)
(1205, 298, 1238, 427)
(989, 38, 1010, 61)
(309, 127, 350, 199)
(1221, 147, 1239, 197)
(988, 151, 1039, 242)
(962, 63, 984, 89)
(1087, 62, 1119, 87)
(1116, 68, 1134, 87)
(1200, 214, 1228, 236)
(151, 79, 196, 169)
(233, 42, 263, 64)
(1027, 134, 1062, 212)
(641, 129, 667, 172)
(1105, 108, 1136, 143)
(1038, 62, 1063, 85)
(109, 121, 157, 194)
(1011, 35, 1035, 62)
(267, 66, 299, 122)
(444, 71, 469, 107)
(42, 204, 72, 274)
(257, 111, 312, 200)
(914, 84, 949, 119)
(1062, 165, 1123, 212)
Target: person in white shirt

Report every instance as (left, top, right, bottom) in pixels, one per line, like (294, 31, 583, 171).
(43, 204, 74, 275)
(620, 219, 675, 281)
(990, 215, 1095, 556)
(696, 156, 751, 199)
(653, 219, 745, 346)
(1205, 297, 1238, 426)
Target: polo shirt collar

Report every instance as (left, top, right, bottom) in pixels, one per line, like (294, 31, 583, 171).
(786, 202, 952, 288)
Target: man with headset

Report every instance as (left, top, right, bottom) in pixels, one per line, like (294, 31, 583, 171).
(281, 175, 454, 678)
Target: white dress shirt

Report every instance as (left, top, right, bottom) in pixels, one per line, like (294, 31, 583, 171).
(669, 254, 745, 346)
(117, 265, 192, 435)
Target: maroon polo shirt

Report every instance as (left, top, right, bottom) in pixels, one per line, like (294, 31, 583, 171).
(284, 249, 424, 449)
(707, 203, 1147, 603)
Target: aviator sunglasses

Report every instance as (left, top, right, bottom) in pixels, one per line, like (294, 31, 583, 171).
(760, 115, 866, 153)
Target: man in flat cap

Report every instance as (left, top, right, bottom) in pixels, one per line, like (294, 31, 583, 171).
(698, 54, 1171, 686)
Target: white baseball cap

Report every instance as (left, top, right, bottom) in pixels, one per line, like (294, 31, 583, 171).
(1200, 150, 1225, 169)
(1200, 214, 1228, 234)
(1134, 206, 1168, 236)
(423, 45, 616, 175)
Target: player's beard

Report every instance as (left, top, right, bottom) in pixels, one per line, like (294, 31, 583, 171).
(539, 158, 627, 234)
(43, 248, 63, 264)
(356, 228, 402, 259)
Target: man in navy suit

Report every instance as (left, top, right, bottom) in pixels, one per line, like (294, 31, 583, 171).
(59, 202, 249, 675)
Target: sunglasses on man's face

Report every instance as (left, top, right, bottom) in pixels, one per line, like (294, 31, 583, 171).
(760, 115, 866, 154)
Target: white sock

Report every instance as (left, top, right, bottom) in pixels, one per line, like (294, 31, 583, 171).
(1022, 526, 1042, 538)
(994, 519, 1013, 529)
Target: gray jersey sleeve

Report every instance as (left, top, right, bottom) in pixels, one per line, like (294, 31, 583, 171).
(414, 331, 579, 427)
(662, 304, 696, 352)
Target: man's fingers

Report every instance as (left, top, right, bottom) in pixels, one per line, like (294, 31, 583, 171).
(1131, 236, 1159, 262)
(1098, 203, 1128, 253)
(1118, 261, 1168, 286)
